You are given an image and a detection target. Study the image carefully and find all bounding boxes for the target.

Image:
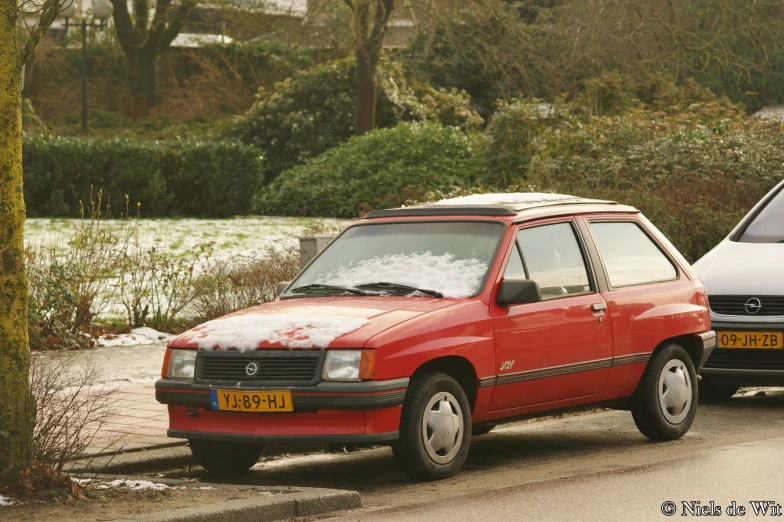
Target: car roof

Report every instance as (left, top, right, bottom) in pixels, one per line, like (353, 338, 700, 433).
(363, 192, 638, 220)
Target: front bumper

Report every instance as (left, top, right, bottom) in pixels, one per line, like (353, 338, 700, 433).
(155, 377, 409, 411)
(701, 321, 784, 385)
(156, 377, 408, 443)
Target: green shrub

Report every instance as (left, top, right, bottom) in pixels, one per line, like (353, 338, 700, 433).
(22, 136, 265, 217)
(224, 58, 482, 180)
(256, 122, 490, 218)
(490, 100, 784, 261)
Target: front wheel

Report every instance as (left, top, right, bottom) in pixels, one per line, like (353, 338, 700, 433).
(630, 344, 698, 441)
(189, 439, 265, 477)
(392, 372, 472, 481)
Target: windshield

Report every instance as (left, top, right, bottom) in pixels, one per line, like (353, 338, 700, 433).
(739, 185, 784, 243)
(284, 221, 504, 298)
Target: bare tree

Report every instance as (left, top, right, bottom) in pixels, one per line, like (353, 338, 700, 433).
(342, 0, 396, 135)
(0, 0, 62, 486)
(110, 0, 197, 118)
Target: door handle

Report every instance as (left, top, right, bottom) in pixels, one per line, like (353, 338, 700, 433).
(591, 302, 607, 312)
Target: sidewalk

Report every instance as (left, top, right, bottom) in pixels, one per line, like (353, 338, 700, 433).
(36, 342, 187, 459)
(83, 383, 185, 457)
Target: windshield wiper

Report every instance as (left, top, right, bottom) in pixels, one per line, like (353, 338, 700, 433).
(356, 282, 444, 298)
(288, 284, 369, 296)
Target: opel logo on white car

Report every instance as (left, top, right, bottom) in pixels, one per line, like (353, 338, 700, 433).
(745, 298, 762, 315)
(245, 362, 259, 376)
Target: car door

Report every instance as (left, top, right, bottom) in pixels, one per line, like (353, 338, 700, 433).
(488, 219, 613, 413)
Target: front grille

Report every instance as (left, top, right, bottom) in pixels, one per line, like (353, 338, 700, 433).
(704, 349, 784, 371)
(709, 295, 784, 317)
(195, 350, 323, 385)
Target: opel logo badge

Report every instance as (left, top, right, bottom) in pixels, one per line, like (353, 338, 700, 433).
(745, 298, 762, 315)
(245, 362, 259, 376)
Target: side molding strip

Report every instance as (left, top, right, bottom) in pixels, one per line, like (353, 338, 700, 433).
(479, 352, 652, 388)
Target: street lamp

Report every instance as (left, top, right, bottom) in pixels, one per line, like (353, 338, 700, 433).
(60, 0, 114, 133)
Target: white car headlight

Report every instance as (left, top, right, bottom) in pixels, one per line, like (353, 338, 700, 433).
(168, 350, 196, 380)
(323, 350, 362, 381)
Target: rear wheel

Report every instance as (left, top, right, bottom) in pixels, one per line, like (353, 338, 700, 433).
(188, 439, 265, 477)
(630, 344, 698, 441)
(392, 372, 471, 481)
(699, 382, 739, 401)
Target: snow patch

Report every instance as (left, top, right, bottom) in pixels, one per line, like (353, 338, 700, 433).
(190, 314, 370, 350)
(98, 327, 175, 347)
(0, 495, 17, 506)
(315, 251, 487, 298)
(431, 192, 579, 207)
(101, 479, 169, 491)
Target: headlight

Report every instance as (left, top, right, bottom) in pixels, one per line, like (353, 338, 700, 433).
(167, 349, 196, 380)
(322, 350, 375, 381)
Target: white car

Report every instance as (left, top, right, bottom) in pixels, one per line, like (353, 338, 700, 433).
(693, 179, 784, 399)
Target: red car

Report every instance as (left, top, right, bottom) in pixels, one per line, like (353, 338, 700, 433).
(157, 193, 715, 481)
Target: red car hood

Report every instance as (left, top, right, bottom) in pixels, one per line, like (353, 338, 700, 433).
(170, 297, 460, 350)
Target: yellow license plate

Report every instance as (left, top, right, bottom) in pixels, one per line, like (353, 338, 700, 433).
(717, 331, 783, 349)
(210, 390, 293, 412)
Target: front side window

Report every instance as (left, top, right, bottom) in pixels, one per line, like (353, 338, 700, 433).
(516, 222, 592, 299)
(739, 185, 784, 243)
(590, 221, 677, 287)
(285, 221, 504, 299)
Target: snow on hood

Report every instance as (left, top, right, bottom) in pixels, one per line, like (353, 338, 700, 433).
(694, 239, 784, 295)
(314, 251, 487, 298)
(189, 314, 370, 351)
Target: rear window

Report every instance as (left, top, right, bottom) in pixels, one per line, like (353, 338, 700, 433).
(589, 222, 677, 287)
(739, 185, 784, 243)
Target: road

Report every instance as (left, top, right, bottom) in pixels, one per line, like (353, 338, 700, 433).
(162, 389, 784, 521)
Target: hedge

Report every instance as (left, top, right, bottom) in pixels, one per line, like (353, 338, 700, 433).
(255, 122, 490, 218)
(224, 58, 482, 180)
(23, 135, 265, 217)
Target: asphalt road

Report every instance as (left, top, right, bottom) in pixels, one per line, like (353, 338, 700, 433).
(165, 388, 784, 521)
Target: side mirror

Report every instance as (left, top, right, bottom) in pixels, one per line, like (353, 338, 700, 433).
(496, 279, 541, 307)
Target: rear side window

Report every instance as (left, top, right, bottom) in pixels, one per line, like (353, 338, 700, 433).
(516, 222, 592, 299)
(589, 222, 677, 287)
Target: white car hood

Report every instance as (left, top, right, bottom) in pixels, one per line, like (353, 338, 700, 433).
(694, 239, 784, 295)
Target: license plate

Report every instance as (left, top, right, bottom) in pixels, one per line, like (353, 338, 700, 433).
(210, 390, 293, 412)
(717, 331, 783, 349)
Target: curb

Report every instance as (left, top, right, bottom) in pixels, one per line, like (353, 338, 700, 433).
(66, 445, 195, 474)
(117, 487, 362, 522)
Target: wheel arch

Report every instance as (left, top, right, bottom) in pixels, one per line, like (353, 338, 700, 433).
(653, 334, 703, 368)
(412, 356, 479, 410)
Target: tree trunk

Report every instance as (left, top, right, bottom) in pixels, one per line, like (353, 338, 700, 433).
(129, 51, 159, 120)
(0, 7, 34, 484)
(355, 45, 379, 136)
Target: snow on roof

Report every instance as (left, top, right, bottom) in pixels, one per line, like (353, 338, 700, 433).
(430, 193, 581, 208)
(314, 252, 488, 298)
(188, 314, 370, 351)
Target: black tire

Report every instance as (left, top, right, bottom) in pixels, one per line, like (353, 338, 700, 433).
(699, 382, 739, 401)
(392, 372, 472, 481)
(472, 424, 496, 436)
(188, 439, 264, 477)
(630, 344, 698, 441)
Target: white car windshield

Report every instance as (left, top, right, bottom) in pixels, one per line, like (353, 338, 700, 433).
(285, 221, 504, 298)
(740, 185, 784, 243)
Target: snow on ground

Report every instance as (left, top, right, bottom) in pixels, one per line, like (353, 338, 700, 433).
(187, 313, 370, 350)
(24, 216, 346, 261)
(96, 479, 169, 491)
(0, 495, 16, 506)
(97, 327, 175, 347)
(315, 252, 488, 298)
